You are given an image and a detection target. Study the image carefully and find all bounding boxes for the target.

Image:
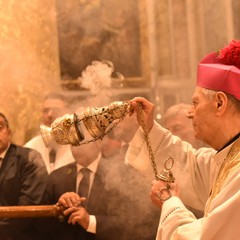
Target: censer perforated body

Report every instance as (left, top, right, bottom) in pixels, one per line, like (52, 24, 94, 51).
(40, 101, 130, 147)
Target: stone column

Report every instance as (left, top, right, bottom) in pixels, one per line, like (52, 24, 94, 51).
(0, 0, 60, 144)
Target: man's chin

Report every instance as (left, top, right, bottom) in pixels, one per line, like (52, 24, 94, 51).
(194, 132, 202, 141)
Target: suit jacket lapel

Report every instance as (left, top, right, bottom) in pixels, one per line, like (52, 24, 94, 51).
(0, 145, 16, 186)
(64, 163, 77, 193)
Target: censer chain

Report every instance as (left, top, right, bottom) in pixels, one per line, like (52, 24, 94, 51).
(136, 102, 159, 180)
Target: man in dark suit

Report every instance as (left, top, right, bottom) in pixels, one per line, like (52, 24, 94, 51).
(38, 129, 159, 240)
(0, 112, 48, 240)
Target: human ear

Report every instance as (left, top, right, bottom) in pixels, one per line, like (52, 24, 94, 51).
(215, 92, 227, 115)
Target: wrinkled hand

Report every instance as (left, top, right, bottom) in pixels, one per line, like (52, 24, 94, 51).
(150, 180, 180, 209)
(58, 192, 86, 208)
(64, 206, 90, 230)
(130, 97, 155, 132)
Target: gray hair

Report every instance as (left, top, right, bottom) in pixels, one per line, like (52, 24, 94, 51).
(162, 103, 192, 125)
(201, 88, 217, 100)
(201, 88, 240, 113)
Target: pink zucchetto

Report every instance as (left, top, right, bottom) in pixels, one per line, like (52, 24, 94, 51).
(197, 40, 240, 100)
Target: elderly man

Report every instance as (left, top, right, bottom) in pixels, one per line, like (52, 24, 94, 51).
(126, 40, 240, 239)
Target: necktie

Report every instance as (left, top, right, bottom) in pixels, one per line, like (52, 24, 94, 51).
(49, 149, 56, 171)
(78, 168, 91, 207)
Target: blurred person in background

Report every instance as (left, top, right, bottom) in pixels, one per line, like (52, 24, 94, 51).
(24, 92, 75, 173)
(101, 114, 139, 162)
(101, 131, 122, 158)
(162, 103, 207, 149)
(0, 112, 48, 240)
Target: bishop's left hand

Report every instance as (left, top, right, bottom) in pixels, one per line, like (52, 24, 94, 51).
(150, 180, 180, 209)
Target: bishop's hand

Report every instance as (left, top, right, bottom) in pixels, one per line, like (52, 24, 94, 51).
(150, 180, 180, 209)
(130, 97, 155, 133)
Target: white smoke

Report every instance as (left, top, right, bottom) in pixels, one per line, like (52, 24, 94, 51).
(80, 60, 114, 95)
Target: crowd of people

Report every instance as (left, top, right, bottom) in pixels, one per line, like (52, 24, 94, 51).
(0, 39, 240, 240)
(1, 93, 159, 240)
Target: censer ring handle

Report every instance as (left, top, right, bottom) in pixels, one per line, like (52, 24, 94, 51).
(164, 157, 174, 170)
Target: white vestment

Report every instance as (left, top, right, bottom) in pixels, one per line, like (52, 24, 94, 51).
(126, 122, 240, 240)
(24, 135, 75, 173)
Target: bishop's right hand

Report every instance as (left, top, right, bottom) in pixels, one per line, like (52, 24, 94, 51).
(130, 97, 155, 132)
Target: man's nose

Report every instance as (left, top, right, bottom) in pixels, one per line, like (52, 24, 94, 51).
(186, 109, 193, 119)
(46, 109, 54, 116)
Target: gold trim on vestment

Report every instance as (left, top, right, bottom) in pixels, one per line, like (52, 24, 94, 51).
(205, 137, 240, 215)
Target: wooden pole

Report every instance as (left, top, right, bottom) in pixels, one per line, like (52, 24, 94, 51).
(0, 205, 65, 218)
